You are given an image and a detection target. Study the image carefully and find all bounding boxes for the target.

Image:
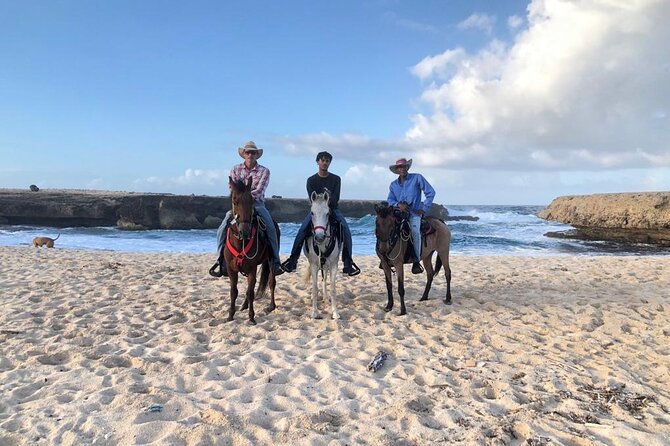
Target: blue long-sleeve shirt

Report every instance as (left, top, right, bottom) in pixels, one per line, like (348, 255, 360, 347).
(387, 173, 435, 214)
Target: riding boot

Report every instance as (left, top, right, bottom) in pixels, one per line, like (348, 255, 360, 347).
(411, 262, 424, 274)
(210, 221, 230, 277)
(281, 243, 302, 273)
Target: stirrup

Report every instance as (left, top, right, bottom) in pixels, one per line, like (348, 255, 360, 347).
(343, 263, 360, 277)
(411, 262, 424, 274)
(209, 261, 225, 278)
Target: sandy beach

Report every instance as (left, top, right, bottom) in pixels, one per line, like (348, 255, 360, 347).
(1, 246, 669, 445)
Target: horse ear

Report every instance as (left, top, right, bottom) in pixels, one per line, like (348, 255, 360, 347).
(310, 191, 317, 203)
(323, 190, 329, 202)
(228, 176, 234, 186)
(246, 176, 253, 189)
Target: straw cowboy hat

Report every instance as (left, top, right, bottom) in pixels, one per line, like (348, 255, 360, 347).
(237, 141, 264, 159)
(389, 158, 412, 174)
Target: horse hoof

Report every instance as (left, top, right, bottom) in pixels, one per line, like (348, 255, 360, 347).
(444, 299, 452, 305)
(241, 303, 249, 311)
(419, 297, 428, 301)
(248, 319, 257, 325)
(384, 306, 392, 313)
(226, 316, 234, 322)
(264, 304, 276, 314)
(399, 309, 407, 316)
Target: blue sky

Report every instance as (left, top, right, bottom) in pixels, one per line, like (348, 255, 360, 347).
(1, 0, 668, 205)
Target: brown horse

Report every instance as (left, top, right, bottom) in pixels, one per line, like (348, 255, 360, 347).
(223, 176, 278, 324)
(374, 201, 452, 315)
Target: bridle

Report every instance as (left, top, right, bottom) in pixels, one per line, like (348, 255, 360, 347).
(376, 212, 411, 264)
(226, 193, 265, 267)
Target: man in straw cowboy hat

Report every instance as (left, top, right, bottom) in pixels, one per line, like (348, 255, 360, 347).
(281, 150, 360, 276)
(387, 157, 436, 274)
(209, 141, 284, 277)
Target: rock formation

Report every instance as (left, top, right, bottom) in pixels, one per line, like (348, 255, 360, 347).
(0, 188, 462, 230)
(538, 192, 670, 246)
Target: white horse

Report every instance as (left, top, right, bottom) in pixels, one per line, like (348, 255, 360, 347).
(303, 189, 343, 319)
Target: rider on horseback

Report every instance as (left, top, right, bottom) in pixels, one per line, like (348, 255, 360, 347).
(281, 151, 360, 277)
(209, 141, 284, 277)
(387, 158, 435, 274)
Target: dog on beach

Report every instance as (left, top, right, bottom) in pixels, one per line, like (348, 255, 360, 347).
(32, 234, 60, 248)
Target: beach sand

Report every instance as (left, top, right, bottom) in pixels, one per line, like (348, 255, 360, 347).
(1, 246, 669, 445)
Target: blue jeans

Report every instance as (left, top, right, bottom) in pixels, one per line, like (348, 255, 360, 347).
(409, 213, 421, 260)
(216, 202, 280, 263)
(289, 208, 353, 265)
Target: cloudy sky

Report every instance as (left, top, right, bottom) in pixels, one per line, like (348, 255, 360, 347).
(1, 0, 668, 205)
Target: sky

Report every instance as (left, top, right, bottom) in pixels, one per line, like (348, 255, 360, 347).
(1, 0, 669, 205)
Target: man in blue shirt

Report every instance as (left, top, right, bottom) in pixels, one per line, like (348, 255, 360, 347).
(387, 158, 435, 274)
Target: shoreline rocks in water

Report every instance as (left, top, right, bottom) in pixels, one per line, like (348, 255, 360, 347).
(538, 192, 670, 246)
(0, 188, 474, 229)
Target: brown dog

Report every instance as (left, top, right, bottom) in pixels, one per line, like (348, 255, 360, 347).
(32, 234, 60, 248)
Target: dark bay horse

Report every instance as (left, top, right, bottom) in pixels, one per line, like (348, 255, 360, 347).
(374, 201, 452, 315)
(223, 176, 278, 324)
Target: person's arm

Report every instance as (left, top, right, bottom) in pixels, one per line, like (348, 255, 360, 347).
(230, 164, 242, 183)
(387, 182, 399, 207)
(306, 175, 315, 197)
(252, 166, 270, 201)
(420, 175, 435, 213)
(330, 176, 341, 208)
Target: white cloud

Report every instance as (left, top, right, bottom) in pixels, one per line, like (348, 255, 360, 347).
(507, 15, 524, 29)
(277, 133, 406, 163)
(457, 13, 496, 35)
(133, 168, 229, 192)
(407, 0, 670, 171)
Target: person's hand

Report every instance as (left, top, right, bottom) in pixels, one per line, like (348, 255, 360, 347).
(416, 210, 425, 217)
(397, 202, 409, 212)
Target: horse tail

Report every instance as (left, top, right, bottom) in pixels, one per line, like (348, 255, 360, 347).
(54, 233, 61, 241)
(256, 260, 270, 300)
(434, 253, 442, 275)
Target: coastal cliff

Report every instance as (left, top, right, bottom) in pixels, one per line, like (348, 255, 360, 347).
(538, 192, 670, 246)
(0, 188, 459, 229)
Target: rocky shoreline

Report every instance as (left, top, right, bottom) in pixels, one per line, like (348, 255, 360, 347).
(538, 192, 670, 246)
(0, 188, 474, 230)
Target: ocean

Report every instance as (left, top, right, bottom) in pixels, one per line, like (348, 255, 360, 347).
(1, 205, 667, 256)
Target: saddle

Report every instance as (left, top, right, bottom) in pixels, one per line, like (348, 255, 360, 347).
(393, 210, 438, 264)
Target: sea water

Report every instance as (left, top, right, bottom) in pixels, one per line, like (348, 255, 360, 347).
(1, 205, 668, 256)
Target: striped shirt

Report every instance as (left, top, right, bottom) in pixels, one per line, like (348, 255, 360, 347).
(230, 162, 270, 202)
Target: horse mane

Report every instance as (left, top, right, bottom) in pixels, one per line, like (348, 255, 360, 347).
(375, 201, 393, 218)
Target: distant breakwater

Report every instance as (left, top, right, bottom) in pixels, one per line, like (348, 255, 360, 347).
(0, 188, 472, 230)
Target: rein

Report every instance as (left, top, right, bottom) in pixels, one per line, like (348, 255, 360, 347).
(377, 217, 411, 264)
(226, 224, 265, 267)
(310, 219, 339, 269)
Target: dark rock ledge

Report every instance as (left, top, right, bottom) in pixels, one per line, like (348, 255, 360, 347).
(0, 188, 473, 230)
(538, 192, 670, 246)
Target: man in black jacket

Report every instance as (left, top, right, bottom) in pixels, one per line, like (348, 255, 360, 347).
(281, 151, 360, 276)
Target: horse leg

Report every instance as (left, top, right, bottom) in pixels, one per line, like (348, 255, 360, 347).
(438, 250, 452, 305)
(329, 263, 340, 320)
(227, 272, 239, 322)
(311, 263, 320, 319)
(381, 263, 394, 312)
(397, 265, 407, 316)
(246, 272, 257, 325)
(420, 252, 435, 301)
(266, 262, 277, 314)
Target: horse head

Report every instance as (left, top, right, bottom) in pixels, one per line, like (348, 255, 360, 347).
(310, 189, 331, 244)
(229, 176, 255, 239)
(374, 201, 395, 244)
